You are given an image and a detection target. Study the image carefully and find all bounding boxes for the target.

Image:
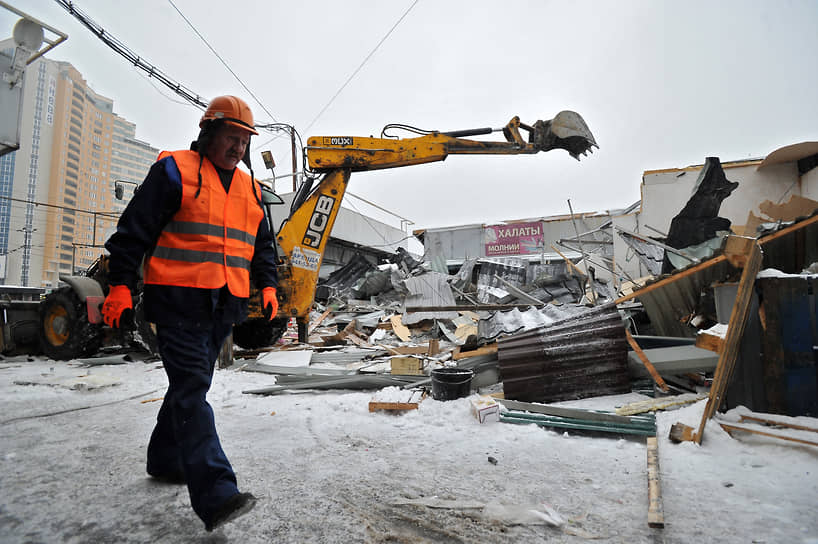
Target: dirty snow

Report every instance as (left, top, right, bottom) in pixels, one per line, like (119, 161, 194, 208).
(1, 355, 817, 543)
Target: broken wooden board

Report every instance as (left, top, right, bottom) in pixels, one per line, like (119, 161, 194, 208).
(308, 307, 334, 334)
(616, 393, 707, 416)
(738, 414, 818, 433)
(452, 343, 498, 360)
(626, 331, 669, 392)
(692, 239, 763, 444)
(719, 422, 818, 448)
(670, 239, 763, 444)
(695, 328, 725, 353)
(390, 315, 412, 341)
(379, 344, 432, 356)
(723, 235, 756, 268)
(368, 389, 426, 412)
(646, 437, 664, 528)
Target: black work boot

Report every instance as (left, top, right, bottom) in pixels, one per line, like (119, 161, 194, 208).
(205, 492, 257, 532)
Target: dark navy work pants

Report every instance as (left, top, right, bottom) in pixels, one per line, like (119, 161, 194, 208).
(147, 320, 237, 525)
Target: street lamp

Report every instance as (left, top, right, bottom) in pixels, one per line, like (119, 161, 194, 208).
(114, 180, 138, 200)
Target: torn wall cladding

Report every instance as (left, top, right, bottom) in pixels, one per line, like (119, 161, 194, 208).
(616, 142, 818, 282)
(661, 157, 738, 273)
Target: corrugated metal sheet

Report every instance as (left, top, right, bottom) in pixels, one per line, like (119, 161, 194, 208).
(479, 304, 581, 340)
(309, 348, 388, 364)
(638, 259, 732, 338)
(476, 257, 527, 303)
(316, 253, 375, 300)
(617, 232, 663, 276)
(497, 303, 630, 403)
(401, 272, 459, 325)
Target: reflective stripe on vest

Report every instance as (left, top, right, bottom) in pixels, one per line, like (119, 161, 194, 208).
(144, 150, 264, 298)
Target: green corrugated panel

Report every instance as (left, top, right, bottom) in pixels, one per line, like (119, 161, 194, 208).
(500, 411, 656, 436)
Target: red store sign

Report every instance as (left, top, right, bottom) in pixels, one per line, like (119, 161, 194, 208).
(483, 221, 544, 256)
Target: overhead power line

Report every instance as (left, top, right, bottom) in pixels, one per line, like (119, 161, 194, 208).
(303, 0, 419, 135)
(255, 0, 420, 152)
(54, 0, 209, 109)
(166, 0, 278, 123)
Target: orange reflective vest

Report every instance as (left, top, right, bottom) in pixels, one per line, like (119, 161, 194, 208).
(143, 150, 264, 298)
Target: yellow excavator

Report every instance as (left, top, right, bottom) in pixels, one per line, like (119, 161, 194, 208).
(39, 112, 597, 359)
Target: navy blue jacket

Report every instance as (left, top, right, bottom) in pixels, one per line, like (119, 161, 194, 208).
(105, 155, 278, 329)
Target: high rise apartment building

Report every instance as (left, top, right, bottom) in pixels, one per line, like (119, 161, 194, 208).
(0, 56, 156, 288)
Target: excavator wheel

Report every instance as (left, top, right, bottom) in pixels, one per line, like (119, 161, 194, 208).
(39, 287, 103, 361)
(232, 317, 289, 350)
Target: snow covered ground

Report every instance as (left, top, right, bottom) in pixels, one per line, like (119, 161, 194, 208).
(1, 354, 816, 543)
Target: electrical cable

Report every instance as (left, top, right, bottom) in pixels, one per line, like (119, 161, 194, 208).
(301, 0, 419, 135)
(253, 1, 419, 152)
(166, 0, 278, 123)
(53, 0, 209, 109)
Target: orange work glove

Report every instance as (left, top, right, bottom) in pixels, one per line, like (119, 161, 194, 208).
(102, 285, 133, 328)
(262, 287, 278, 321)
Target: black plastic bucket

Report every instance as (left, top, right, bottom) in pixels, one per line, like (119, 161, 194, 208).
(430, 367, 474, 401)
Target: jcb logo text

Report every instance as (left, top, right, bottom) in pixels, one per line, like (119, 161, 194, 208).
(303, 194, 336, 248)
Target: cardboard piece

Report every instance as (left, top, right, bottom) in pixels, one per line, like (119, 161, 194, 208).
(758, 195, 818, 222)
(390, 356, 424, 375)
(470, 395, 500, 423)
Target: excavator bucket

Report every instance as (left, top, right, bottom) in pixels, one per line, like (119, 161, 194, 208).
(531, 111, 598, 160)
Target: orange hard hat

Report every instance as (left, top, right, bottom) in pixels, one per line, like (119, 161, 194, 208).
(200, 95, 258, 135)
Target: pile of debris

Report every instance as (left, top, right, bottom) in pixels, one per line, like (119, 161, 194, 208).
(236, 234, 633, 406)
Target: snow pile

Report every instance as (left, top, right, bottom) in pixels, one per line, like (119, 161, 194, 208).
(0, 356, 816, 542)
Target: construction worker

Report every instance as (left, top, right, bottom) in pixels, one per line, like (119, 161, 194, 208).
(101, 95, 278, 532)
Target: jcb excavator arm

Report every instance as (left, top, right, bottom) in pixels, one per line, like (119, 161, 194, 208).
(244, 112, 597, 345)
(306, 111, 597, 172)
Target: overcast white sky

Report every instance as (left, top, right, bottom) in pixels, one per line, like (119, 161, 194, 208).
(6, 0, 818, 230)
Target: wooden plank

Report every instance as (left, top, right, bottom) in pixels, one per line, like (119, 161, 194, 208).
(616, 254, 728, 304)
(693, 240, 763, 444)
(344, 331, 371, 348)
(551, 244, 586, 277)
(739, 415, 818, 433)
(719, 423, 818, 448)
(378, 344, 429, 355)
(452, 343, 498, 360)
(369, 390, 426, 412)
(694, 330, 724, 353)
(427, 339, 439, 356)
(616, 393, 707, 416)
(626, 331, 670, 392)
(723, 235, 756, 268)
(308, 307, 334, 334)
(646, 437, 665, 528)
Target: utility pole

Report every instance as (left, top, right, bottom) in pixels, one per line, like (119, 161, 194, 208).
(291, 128, 298, 191)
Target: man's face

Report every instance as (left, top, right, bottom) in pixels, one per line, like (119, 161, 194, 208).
(207, 123, 250, 170)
